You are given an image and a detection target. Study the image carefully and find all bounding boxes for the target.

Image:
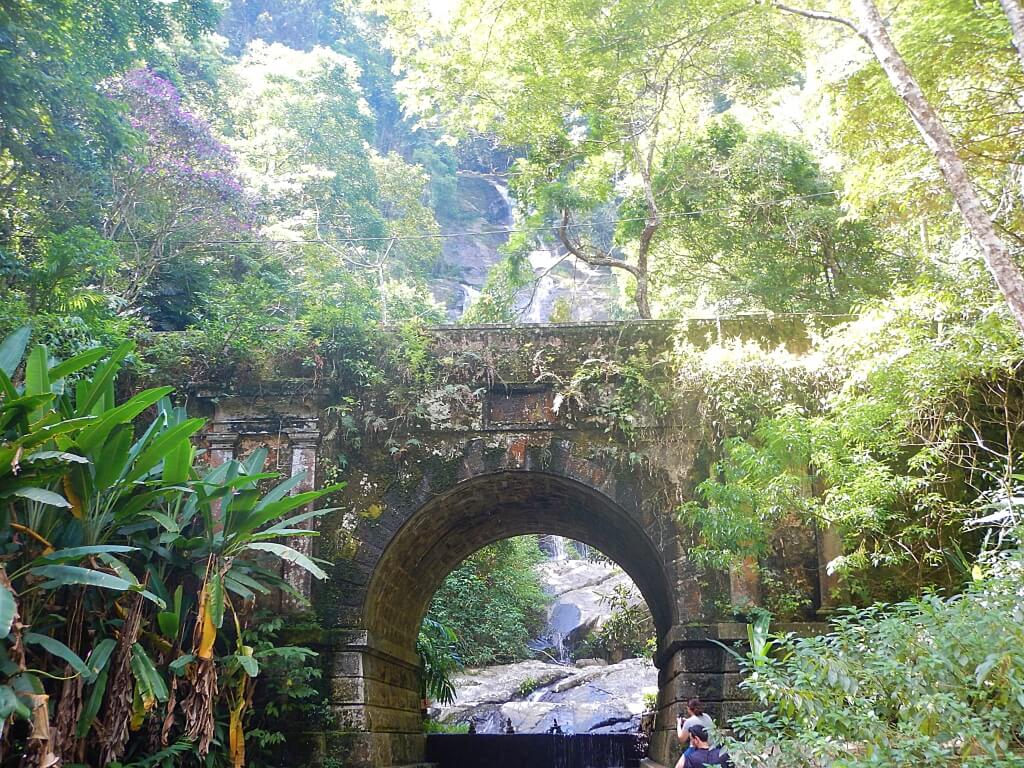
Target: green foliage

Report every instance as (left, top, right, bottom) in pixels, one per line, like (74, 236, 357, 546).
(555, 346, 668, 446)
(417, 618, 462, 706)
(516, 677, 541, 698)
(827, 0, 1024, 243)
(0, 328, 335, 765)
(679, 271, 1024, 600)
(426, 536, 548, 666)
(242, 614, 328, 767)
(650, 117, 900, 314)
(0, 0, 217, 171)
(575, 585, 655, 662)
(728, 547, 1024, 767)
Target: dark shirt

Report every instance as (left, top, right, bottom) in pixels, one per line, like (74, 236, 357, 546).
(683, 747, 733, 768)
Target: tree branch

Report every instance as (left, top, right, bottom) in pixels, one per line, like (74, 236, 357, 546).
(772, 1, 861, 35)
(555, 209, 644, 280)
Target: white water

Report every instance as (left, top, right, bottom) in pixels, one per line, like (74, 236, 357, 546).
(459, 283, 481, 313)
(451, 172, 615, 323)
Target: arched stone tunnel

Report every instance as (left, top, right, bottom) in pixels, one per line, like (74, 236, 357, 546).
(191, 320, 834, 767)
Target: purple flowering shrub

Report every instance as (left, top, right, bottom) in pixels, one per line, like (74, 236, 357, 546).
(104, 68, 255, 238)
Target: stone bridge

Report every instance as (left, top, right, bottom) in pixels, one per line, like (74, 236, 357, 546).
(188, 319, 834, 767)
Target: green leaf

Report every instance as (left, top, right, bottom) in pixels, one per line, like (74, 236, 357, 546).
(157, 610, 180, 640)
(24, 346, 50, 397)
(0, 685, 30, 720)
(0, 367, 17, 400)
(76, 666, 109, 737)
(253, 472, 308, 510)
(0, 326, 31, 377)
(245, 542, 328, 580)
(86, 638, 117, 676)
(76, 386, 173, 454)
(142, 510, 180, 533)
(30, 565, 133, 593)
(230, 489, 333, 542)
(24, 633, 93, 681)
(9, 487, 70, 508)
(93, 423, 134, 490)
(237, 654, 259, 677)
(0, 584, 15, 640)
(76, 341, 132, 416)
(47, 347, 110, 382)
(208, 572, 225, 629)
(169, 654, 195, 676)
(162, 436, 194, 485)
(124, 417, 205, 484)
(39, 545, 138, 565)
(130, 643, 168, 702)
(22, 450, 89, 465)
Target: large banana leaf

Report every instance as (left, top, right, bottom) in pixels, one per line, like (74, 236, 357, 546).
(0, 326, 30, 376)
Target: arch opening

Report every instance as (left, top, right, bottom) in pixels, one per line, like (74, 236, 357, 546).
(363, 471, 678, 663)
(424, 531, 661, 737)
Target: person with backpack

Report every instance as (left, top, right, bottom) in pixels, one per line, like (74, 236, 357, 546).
(679, 724, 733, 768)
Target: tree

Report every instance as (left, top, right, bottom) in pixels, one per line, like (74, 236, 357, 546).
(227, 42, 443, 325)
(776, 0, 1024, 334)
(0, 328, 336, 765)
(649, 117, 895, 313)
(103, 68, 256, 327)
(0, 0, 218, 222)
(426, 537, 548, 665)
(375, 0, 802, 317)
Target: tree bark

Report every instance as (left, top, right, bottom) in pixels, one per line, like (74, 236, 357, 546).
(778, 0, 1024, 333)
(849, 0, 1024, 333)
(999, 0, 1024, 73)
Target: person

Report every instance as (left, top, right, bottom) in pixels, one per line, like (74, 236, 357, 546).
(676, 698, 715, 754)
(678, 724, 732, 768)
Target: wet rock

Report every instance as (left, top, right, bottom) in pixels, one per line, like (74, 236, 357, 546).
(575, 658, 608, 668)
(534, 559, 640, 659)
(435, 658, 657, 735)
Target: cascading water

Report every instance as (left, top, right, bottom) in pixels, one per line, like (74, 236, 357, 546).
(449, 171, 616, 323)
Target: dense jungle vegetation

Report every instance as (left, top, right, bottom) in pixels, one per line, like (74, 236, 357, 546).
(3, 0, 1024, 765)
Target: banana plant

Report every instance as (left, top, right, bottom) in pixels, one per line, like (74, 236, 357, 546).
(2, 325, 343, 765)
(149, 449, 341, 762)
(1, 328, 205, 762)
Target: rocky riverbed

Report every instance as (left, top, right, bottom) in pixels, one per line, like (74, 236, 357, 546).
(432, 657, 658, 734)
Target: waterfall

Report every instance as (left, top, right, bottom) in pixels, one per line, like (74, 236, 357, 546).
(551, 535, 567, 560)
(460, 283, 481, 312)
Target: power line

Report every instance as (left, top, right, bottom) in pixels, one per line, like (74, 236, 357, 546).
(3, 190, 841, 247)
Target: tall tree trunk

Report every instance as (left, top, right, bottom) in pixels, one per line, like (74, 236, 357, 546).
(999, 0, 1024, 72)
(776, 0, 1024, 333)
(848, 0, 1024, 333)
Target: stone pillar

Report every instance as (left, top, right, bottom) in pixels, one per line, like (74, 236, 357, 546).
(325, 633, 424, 767)
(205, 432, 239, 526)
(651, 627, 752, 766)
(282, 429, 320, 612)
(206, 431, 240, 468)
(817, 525, 842, 613)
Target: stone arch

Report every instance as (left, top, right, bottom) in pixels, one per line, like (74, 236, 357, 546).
(363, 468, 678, 662)
(330, 457, 689, 768)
